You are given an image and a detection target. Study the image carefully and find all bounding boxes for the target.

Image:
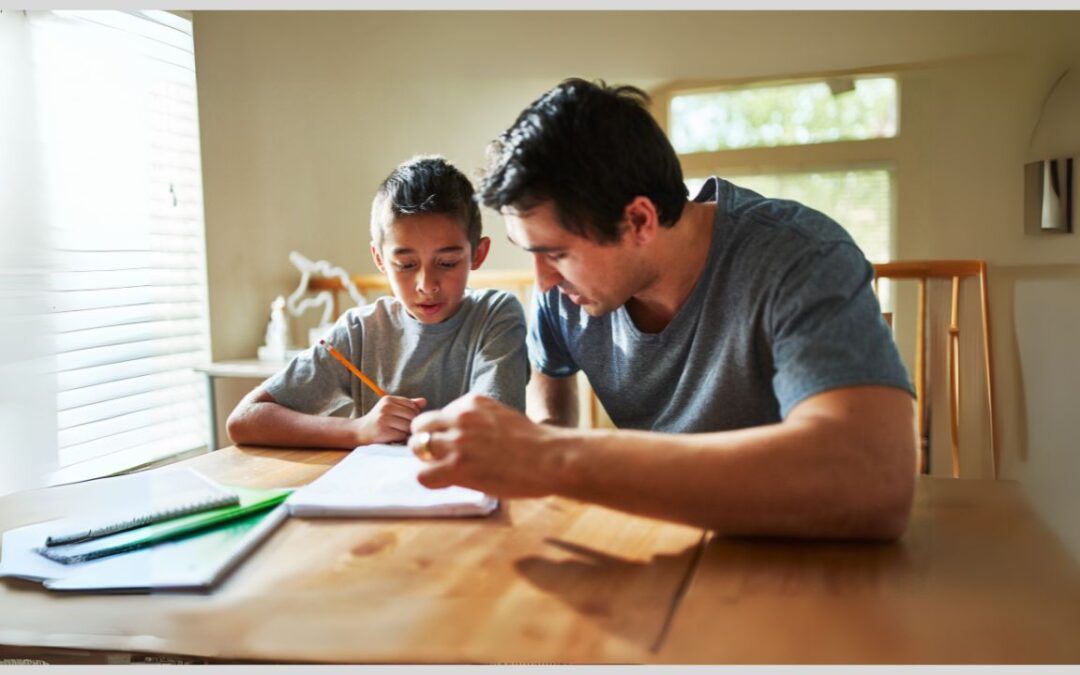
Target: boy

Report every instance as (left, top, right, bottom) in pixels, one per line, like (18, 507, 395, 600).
(226, 156, 528, 448)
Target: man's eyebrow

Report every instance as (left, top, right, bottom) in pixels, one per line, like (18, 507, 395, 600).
(505, 234, 562, 254)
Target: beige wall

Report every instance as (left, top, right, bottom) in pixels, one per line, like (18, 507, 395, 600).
(193, 11, 1080, 558)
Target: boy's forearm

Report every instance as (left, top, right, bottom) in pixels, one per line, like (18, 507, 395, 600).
(226, 401, 360, 449)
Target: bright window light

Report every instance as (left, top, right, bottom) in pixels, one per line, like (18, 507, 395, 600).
(670, 77, 898, 154)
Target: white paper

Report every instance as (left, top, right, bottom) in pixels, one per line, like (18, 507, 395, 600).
(0, 504, 286, 592)
(45, 506, 287, 592)
(0, 468, 286, 593)
(286, 444, 498, 518)
(0, 467, 225, 580)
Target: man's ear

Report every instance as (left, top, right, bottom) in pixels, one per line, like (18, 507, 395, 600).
(470, 236, 492, 270)
(623, 196, 660, 245)
(370, 241, 387, 274)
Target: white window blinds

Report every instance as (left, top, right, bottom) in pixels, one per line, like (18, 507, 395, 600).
(29, 10, 211, 478)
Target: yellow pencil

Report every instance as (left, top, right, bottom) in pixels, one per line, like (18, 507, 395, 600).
(319, 339, 387, 397)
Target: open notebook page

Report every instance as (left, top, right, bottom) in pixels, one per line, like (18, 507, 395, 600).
(286, 444, 498, 517)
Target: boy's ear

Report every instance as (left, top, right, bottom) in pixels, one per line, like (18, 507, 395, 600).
(470, 236, 491, 270)
(623, 196, 660, 246)
(370, 241, 387, 273)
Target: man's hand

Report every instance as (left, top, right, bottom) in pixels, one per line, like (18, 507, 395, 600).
(409, 393, 562, 498)
(356, 395, 427, 445)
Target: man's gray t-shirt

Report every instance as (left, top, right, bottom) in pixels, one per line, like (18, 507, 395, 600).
(265, 288, 528, 417)
(528, 177, 914, 433)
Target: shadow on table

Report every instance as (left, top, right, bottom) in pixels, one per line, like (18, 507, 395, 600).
(514, 536, 705, 654)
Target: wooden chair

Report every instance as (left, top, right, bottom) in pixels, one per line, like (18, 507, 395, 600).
(872, 260, 997, 478)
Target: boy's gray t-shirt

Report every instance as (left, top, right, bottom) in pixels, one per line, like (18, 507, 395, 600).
(528, 176, 914, 433)
(264, 288, 528, 416)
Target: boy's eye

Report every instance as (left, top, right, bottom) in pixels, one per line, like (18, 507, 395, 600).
(438, 259, 462, 269)
(546, 252, 567, 263)
(392, 261, 417, 271)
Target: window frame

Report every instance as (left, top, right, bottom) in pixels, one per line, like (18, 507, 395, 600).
(652, 73, 902, 263)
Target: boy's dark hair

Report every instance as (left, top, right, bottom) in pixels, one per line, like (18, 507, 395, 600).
(371, 155, 483, 251)
(479, 78, 688, 245)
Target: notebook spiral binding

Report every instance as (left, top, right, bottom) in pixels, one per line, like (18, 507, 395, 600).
(44, 492, 241, 547)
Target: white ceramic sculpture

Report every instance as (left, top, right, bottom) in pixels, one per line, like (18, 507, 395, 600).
(285, 251, 367, 346)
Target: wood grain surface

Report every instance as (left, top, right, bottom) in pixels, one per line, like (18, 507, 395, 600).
(0, 446, 705, 663)
(657, 477, 1080, 664)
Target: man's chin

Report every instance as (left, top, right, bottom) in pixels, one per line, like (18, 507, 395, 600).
(579, 301, 613, 317)
(563, 291, 612, 317)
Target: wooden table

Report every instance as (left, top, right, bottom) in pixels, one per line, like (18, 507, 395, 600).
(658, 477, 1080, 664)
(0, 446, 704, 664)
(1, 447, 1077, 664)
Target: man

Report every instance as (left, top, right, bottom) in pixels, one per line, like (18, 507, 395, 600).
(409, 78, 917, 540)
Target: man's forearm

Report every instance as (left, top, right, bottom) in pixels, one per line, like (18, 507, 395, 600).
(412, 386, 915, 540)
(540, 388, 916, 539)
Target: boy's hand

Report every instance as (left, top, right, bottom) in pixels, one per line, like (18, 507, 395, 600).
(355, 396, 427, 445)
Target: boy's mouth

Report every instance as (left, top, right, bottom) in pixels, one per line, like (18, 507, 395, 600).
(415, 302, 444, 317)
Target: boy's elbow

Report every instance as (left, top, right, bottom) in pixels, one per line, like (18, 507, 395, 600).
(225, 399, 263, 446)
(224, 407, 247, 446)
(225, 387, 275, 447)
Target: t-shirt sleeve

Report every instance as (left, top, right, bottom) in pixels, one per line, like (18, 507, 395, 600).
(468, 293, 530, 412)
(526, 287, 580, 378)
(768, 242, 914, 418)
(261, 313, 358, 415)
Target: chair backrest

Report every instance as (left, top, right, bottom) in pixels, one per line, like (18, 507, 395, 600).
(872, 260, 997, 478)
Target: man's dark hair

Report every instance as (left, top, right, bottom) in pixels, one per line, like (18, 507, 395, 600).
(371, 155, 483, 251)
(479, 78, 688, 244)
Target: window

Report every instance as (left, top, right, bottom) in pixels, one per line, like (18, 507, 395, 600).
(670, 77, 897, 153)
(666, 76, 899, 268)
(2, 10, 210, 488)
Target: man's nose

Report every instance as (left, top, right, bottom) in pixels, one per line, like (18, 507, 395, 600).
(533, 255, 561, 294)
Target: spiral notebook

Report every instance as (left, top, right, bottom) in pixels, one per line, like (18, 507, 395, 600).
(43, 473, 240, 548)
(37, 485, 289, 564)
(286, 444, 498, 518)
(43, 506, 289, 593)
(0, 468, 291, 592)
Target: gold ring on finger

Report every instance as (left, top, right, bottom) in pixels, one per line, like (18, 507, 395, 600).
(415, 431, 434, 462)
